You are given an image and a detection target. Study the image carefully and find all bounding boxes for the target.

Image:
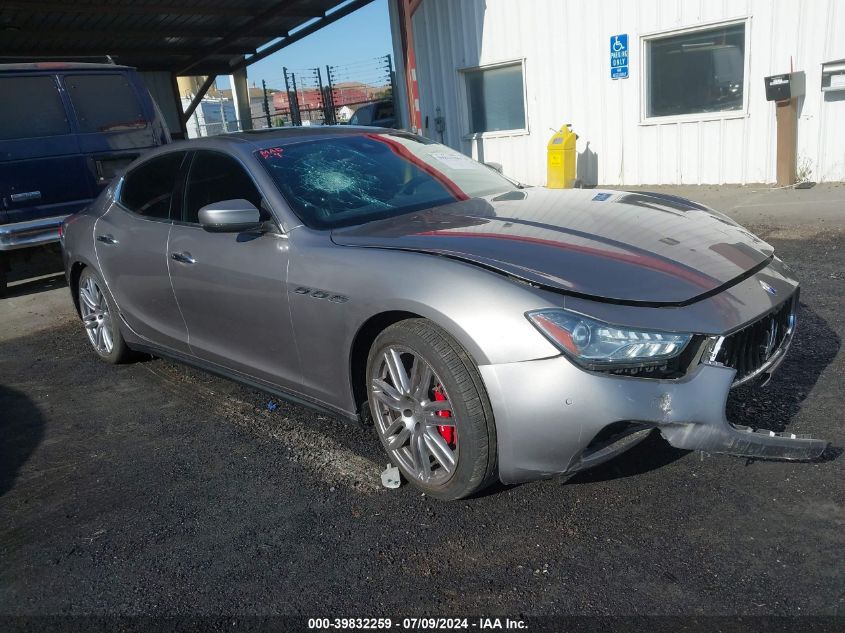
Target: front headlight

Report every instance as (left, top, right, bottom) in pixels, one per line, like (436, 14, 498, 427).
(526, 309, 692, 369)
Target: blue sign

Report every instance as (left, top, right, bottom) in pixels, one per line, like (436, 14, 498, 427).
(592, 193, 612, 201)
(610, 34, 629, 79)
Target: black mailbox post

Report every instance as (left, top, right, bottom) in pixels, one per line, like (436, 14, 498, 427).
(763, 71, 805, 186)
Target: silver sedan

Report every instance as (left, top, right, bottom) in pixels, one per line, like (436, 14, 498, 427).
(61, 127, 828, 499)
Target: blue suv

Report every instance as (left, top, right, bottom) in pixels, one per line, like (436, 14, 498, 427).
(0, 62, 170, 294)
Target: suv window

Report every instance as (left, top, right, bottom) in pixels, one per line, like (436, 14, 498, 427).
(65, 74, 146, 133)
(183, 151, 262, 224)
(120, 152, 186, 219)
(0, 76, 70, 140)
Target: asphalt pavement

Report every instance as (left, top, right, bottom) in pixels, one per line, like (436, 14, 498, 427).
(1, 186, 843, 624)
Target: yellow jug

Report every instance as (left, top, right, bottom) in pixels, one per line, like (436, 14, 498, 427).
(547, 124, 577, 188)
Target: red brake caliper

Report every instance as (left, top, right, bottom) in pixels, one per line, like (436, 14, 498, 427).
(433, 385, 456, 448)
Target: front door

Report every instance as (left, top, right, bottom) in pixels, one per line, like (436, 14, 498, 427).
(94, 151, 189, 352)
(167, 150, 299, 389)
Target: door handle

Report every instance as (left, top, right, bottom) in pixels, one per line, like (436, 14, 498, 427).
(171, 251, 196, 264)
(96, 234, 118, 245)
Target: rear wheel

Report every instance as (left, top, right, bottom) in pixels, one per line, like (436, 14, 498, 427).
(78, 268, 131, 364)
(367, 319, 497, 500)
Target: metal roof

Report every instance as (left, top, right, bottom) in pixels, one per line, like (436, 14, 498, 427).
(0, 0, 375, 76)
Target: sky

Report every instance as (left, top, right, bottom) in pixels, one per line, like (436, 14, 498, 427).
(216, 0, 394, 92)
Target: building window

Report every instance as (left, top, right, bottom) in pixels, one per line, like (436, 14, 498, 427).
(645, 22, 746, 118)
(463, 61, 526, 134)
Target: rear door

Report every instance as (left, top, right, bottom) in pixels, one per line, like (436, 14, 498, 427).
(0, 74, 92, 224)
(94, 151, 189, 352)
(167, 150, 299, 388)
(62, 72, 159, 195)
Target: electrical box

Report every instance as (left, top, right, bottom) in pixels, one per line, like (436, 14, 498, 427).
(821, 59, 845, 92)
(764, 72, 806, 102)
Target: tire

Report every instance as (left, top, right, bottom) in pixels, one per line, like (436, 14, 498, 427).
(77, 267, 132, 364)
(366, 319, 497, 500)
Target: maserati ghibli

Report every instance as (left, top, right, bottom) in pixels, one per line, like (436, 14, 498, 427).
(61, 127, 828, 499)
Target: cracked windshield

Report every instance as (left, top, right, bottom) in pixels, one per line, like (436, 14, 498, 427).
(255, 133, 516, 228)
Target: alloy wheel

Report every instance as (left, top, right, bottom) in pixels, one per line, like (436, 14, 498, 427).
(370, 346, 459, 486)
(79, 276, 114, 355)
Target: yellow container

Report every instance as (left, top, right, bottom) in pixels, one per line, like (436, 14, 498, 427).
(547, 124, 577, 188)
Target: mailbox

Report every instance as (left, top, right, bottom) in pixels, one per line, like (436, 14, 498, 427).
(764, 71, 806, 102)
(821, 59, 845, 92)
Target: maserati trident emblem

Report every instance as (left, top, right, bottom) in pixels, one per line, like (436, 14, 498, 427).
(762, 319, 779, 360)
(759, 280, 778, 295)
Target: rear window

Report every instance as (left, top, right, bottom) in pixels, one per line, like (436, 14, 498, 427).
(65, 74, 146, 133)
(120, 152, 185, 219)
(0, 76, 70, 140)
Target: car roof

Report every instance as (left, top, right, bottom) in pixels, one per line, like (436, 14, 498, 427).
(229, 125, 394, 143)
(126, 125, 406, 167)
(163, 125, 399, 151)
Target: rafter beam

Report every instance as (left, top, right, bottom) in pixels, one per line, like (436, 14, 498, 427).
(180, 74, 218, 123)
(4, 25, 282, 39)
(177, 0, 311, 76)
(1, 1, 318, 18)
(2, 45, 256, 57)
(231, 0, 376, 71)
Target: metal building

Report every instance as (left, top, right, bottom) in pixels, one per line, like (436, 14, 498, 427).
(389, 0, 845, 186)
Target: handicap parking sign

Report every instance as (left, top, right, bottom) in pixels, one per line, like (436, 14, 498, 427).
(610, 34, 629, 80)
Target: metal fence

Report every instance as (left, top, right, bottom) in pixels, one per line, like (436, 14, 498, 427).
(187, 54, 395, 138)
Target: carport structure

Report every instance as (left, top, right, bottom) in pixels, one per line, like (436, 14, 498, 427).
(0, 0, 375, 137)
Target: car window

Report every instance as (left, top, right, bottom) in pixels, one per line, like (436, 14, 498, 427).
(120, 152, 186, 219)
(374, 102, 394, 120)
(0, 76, 70, 140)
(65, 74, 146, 133)
(182, 151, 263, 224)
(350, 105, 372, 126)
(255, 132, 516, 229)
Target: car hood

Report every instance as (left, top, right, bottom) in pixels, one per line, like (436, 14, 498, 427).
(330, 188, 774, 304)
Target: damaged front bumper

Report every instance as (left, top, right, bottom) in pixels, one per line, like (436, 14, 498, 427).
(480, 356, 829, 485)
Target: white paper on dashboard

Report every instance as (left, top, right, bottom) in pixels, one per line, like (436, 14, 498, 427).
(430, 152, 476, 170)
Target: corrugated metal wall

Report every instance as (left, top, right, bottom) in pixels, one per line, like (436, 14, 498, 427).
(407, 0, 845, 186)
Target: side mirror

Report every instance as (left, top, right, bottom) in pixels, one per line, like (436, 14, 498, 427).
(197, 199, 262, 233)
(485, 161, 503, 173)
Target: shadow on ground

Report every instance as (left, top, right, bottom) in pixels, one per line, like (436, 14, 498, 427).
(0, 385, 45, 497)
(727, 303, 840, 433)
(4, 273, 67, 299)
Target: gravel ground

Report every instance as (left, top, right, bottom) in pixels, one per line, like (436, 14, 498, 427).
(0, 225, 843, 621)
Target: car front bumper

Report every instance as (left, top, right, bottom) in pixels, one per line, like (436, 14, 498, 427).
(0, 215, 69, 251)
(481, 355, 829, 485)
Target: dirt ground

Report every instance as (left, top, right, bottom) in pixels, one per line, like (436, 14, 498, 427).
(1, 187, 843, 624)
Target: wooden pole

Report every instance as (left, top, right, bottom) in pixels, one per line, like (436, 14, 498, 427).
(775, 98, 798, 186)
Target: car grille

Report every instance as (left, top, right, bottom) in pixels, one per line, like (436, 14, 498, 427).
(710, 297, 796, 385)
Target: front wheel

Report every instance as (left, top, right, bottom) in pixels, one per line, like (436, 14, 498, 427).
(78, 267, 132, 364)
(366, 319, 497, 500)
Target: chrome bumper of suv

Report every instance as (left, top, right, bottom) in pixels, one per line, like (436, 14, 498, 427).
(0, 215, 69, 251)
